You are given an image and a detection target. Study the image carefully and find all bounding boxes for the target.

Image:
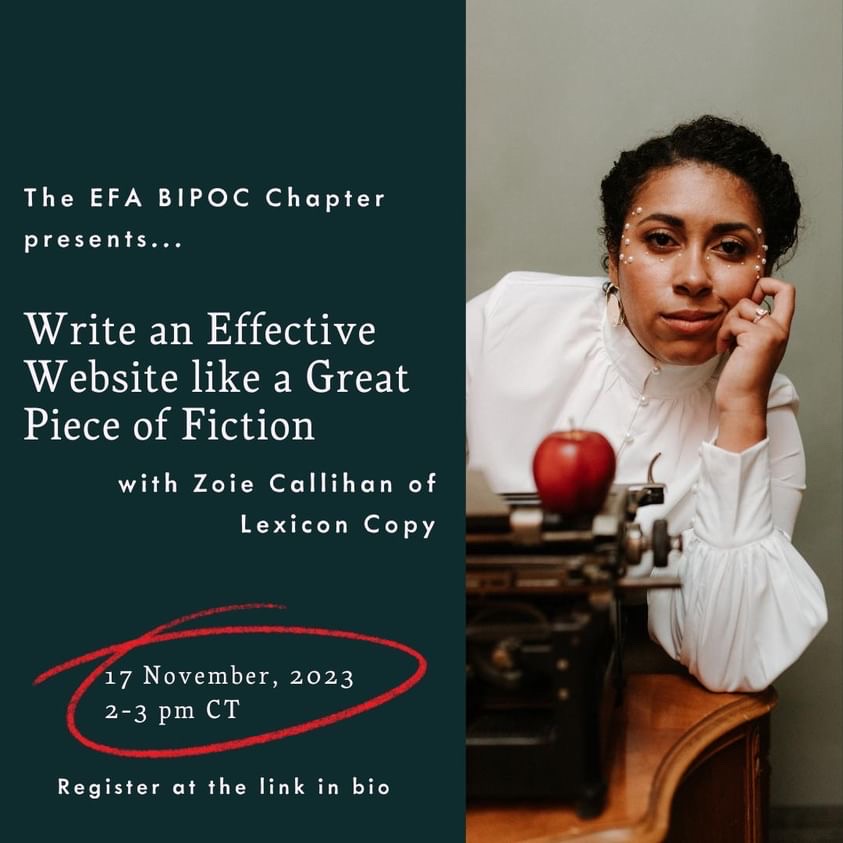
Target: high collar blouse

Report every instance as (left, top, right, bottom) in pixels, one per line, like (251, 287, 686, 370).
(466, 272, 826, 692)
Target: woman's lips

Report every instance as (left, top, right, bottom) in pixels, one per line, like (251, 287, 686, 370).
(660, 310, 721, 335)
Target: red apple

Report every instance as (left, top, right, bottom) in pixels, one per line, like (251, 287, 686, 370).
(532, 429, 616, 515)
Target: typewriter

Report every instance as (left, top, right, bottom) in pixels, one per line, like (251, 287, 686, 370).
(466, 467, 682, 818)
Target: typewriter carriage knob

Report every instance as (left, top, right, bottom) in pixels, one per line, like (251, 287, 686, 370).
(622, 518, 680, 568)
(651, 519, 670, 567)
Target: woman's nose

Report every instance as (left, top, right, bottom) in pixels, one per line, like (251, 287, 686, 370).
(673, 248, 712, 296)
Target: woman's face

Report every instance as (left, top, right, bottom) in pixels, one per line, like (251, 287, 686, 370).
(608, 162, 766, 365)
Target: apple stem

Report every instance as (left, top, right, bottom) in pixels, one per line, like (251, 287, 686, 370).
(569, 417, 576, 431)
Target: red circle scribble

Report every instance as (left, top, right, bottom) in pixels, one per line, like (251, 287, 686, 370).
(33, 603, 427, 758)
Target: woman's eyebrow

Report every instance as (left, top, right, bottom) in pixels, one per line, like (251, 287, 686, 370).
(637, 213, 755, 236)
(638, 212, 683, 227)
(711, 221, 755, 235)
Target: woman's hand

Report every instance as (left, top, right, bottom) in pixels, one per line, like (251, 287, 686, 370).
(714, 277, 795, 453)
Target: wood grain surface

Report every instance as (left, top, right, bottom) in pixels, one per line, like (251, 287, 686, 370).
(466, 674, 777, 843)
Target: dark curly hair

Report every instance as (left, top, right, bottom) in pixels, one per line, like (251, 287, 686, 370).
(599, 116, 801, 272)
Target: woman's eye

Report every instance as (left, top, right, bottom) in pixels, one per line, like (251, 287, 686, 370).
(645, 231, 676, 248)
(714, 239, 747, 259)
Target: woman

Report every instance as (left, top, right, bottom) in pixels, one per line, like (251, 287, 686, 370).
(466, 116, 827, 692)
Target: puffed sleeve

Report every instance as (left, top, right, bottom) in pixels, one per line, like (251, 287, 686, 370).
(466, 288, 494, 464)
(648, 380, 827, 692)
(466, 287, 492, 401)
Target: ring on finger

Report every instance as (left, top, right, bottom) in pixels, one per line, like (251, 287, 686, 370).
(752, 306, 770, 325)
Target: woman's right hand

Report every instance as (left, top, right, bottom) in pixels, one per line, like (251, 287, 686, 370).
(714, 276, 795, 452)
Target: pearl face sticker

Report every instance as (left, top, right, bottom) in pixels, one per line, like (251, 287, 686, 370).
(621, 208, 643, 263)
(754, 228, 767, 280)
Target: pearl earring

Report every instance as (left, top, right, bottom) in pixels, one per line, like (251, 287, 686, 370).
(603, 281, 625, 327)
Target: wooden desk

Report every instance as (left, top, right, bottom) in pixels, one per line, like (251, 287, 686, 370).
(466, 674, 776, 843)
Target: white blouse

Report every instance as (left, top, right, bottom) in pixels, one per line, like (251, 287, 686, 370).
(466, 271, 827, 692)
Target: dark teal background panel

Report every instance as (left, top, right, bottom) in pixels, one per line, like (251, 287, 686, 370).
(6, 4, 464, 841)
